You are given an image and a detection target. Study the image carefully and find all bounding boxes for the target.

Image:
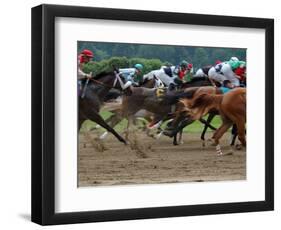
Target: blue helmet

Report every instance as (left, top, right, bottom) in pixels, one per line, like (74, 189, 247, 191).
(134, 63, 144, 71)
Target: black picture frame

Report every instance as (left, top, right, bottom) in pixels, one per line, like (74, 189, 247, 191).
(31, 4, 274, 225)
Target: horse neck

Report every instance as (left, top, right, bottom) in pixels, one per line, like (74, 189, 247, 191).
(208, 94, 223, 110)
(142, 79, 155, 88)
(192, 92, 223, 110)
(182, 79, 211, 88)
(90, 75, 115, 99)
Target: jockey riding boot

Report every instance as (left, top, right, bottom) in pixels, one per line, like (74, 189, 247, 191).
(168, 83, 176, 92)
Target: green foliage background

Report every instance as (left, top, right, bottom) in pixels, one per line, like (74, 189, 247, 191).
(78, 41, 246, 75)
(82, 56, 164, 76)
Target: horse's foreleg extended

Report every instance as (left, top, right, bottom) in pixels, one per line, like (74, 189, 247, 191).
(212, 122, 232, 155)
(99, 113, 123, 139)
(172, 128, 183, 145)
(88, 111, 126, 144)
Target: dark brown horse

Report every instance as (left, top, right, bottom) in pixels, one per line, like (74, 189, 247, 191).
(79, 71, 132, 144)
(104, 77, 218, 143)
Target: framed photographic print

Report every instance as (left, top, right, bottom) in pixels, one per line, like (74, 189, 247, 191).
(31, 4, 274, 225)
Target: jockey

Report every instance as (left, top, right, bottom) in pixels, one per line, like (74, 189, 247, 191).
(171, 61, 193, 88)
(78, 49, 94, 80)
(194, 60, 221, 78)
(119, 63, 144, 86)
(78, 49, 94, 97)
(208, 57, 246, 87)
(233, 61, 246, 86)
(174, 60, 193, 80)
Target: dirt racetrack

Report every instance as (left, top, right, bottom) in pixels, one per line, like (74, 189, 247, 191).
(78, 131, 246, 187)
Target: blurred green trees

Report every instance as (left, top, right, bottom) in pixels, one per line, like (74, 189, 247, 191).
(78, 41, 246, 73)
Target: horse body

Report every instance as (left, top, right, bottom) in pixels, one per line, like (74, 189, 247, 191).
(79, 71, 131, 144)
(177, 87, 246, 154)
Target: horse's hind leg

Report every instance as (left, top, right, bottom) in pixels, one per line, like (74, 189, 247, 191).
(230, 124, 238, 146)
(235, 121, 246, 147)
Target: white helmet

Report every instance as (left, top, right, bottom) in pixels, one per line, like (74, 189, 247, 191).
(230, 57, 239, 62)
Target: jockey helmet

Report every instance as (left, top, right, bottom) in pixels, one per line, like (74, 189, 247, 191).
(187, 63, 193, 69)
(134, 63, 144, 71)
(215, 60, 222, 65)
(180, 60, 188, 68)
(81, 49, 94, 58)
(229, 57, 239, 62)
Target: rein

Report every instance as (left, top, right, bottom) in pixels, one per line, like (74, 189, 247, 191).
(90, 78, 112, 88)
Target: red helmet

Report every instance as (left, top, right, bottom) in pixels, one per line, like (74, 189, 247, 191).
(215, 60, 222, 65)
(81, 49, 94, 58)
(187, 63, 193, 69)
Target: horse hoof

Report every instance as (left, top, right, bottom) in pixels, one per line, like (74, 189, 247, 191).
(120, 139, 127, 145)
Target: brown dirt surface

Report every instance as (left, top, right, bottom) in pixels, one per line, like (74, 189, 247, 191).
(78, 131, 246, 187)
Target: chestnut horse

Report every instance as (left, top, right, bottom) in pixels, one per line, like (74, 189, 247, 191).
(178, 88, 246, 154)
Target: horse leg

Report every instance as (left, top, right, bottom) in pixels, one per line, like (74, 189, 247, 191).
(200, 113, 216, 147)
(173, 133, 178, 145)
(125, 116, 134, 141)
(78, 110, 87, 131)
(235, 120, 246, 147)
(78, 119, 84, 131)
(230, 124, 238, 146)
(212, 122, 232, 155)
(178, 129, 183, 144)
(99, 113, 123, 140)
(87, 111, 127, 144)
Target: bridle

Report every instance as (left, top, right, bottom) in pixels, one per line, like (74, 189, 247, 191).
(89, 71, 131, 90)
(112, 71, 131, 90)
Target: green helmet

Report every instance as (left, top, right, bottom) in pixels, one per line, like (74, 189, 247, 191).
(180, 60, 188, 68)
(239, 61, 246, 68)
(134, 63, 143, 71)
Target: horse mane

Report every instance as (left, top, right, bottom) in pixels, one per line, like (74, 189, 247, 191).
(190, 93, 223, 110)
(160, 87, 199, 105)
(190, 76, 208, 82)
(93, 71, 115, 80)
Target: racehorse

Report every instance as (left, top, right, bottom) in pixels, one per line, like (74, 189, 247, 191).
(166, 87, 246, 154)
(158, 77, 219, 145)
(102, 77, 219, 144)
(162, 86, 220, 144)
(79, 71, 132, 144)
